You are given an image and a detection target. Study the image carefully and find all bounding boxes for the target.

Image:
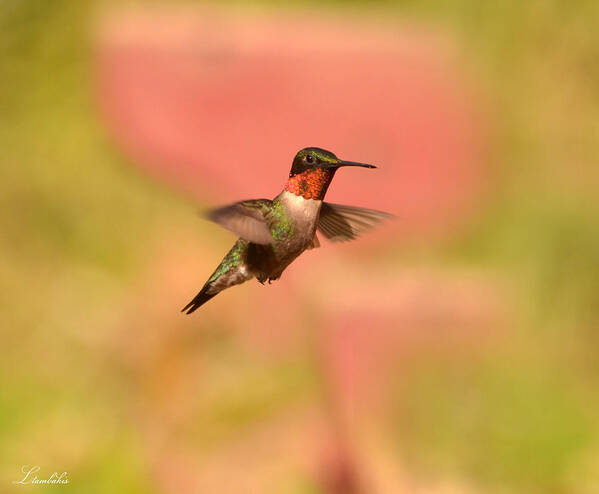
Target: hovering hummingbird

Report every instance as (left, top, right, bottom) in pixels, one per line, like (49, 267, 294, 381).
(182, 147, 392, 314)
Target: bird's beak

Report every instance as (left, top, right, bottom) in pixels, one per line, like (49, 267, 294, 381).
(333, 160, 377, 169)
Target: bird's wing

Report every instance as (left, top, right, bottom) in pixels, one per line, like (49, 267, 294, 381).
(317, 203, 393, 243)
(206, 199, 273, 245)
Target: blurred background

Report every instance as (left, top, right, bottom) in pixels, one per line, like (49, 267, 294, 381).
(2, 1, 599, 493)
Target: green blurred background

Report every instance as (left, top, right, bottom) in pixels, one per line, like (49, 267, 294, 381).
(2, 1, 599, 493)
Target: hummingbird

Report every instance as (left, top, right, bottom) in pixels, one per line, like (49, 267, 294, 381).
(182, 147, 392, 314)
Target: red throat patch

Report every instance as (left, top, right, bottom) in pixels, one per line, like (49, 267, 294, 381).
(284, 168, 336, 200)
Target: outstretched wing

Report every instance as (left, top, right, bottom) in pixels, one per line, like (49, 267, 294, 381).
(207, 199, 273, 245)
(317, 203, 393, 243)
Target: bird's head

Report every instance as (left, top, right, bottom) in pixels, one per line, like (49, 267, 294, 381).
(285, 147, 376, 200)
(289, 147, 375, 177)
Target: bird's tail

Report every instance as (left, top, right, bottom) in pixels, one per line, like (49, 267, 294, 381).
(181, 283, 217, 314)
(181, 239, 254, 314)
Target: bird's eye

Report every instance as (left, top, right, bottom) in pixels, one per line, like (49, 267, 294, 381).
(306, 155, 314, 164)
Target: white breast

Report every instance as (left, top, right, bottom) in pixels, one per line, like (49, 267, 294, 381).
(279, 190, 322, 224)
(264, 191, 322, 278)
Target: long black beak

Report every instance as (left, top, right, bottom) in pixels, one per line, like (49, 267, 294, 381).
(334, 160, 377, 169)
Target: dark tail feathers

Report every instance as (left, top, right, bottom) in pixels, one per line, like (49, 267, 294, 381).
(181, 285, 217, 314)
